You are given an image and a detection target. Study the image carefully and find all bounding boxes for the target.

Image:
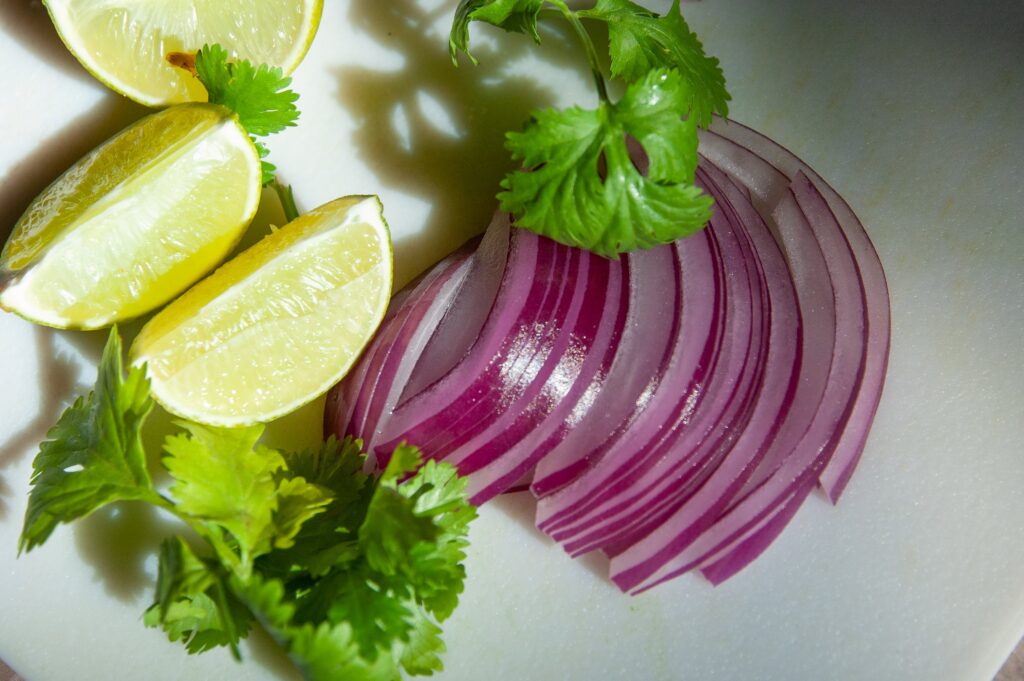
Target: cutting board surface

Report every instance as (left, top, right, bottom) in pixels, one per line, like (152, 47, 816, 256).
(0, 2, 1022, 680)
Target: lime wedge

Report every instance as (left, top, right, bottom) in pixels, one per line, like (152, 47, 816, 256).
(0, 103, 262, 330)
(44, 0, 323, 106)
(130, 195, 393, 427)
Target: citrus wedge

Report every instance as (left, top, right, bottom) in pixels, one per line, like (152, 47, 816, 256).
(130, 195, 393, 427)
(44, 0, 323, 106)
(0, 103, 262, 330)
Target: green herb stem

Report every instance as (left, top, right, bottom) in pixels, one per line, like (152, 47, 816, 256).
(548, 1, 609, 103)
(271, 180, 301, 222)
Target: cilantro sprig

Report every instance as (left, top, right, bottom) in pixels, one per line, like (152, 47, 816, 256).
(450, 0, 730, 257)
(20, 329, 476, 680)
(191, 44, 301, 185)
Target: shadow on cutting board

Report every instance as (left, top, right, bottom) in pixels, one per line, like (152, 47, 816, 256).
(0, 1, 95, 85)
(333, 0, 599, 288)
(0, 327, 87, 521)
(491, 491, 612, 582)
(73, 502, 184, 603)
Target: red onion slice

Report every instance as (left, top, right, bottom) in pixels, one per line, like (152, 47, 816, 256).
(546, 211, 765, 554)
(325, 118, 890, 591)
(701, 120, 891, 501)
(611, 173, 869, 593)
(535, 231, 724, 533)
(529, 246, 680, 497)
(593, 163, 800, 562)
(325, 247, 475, 452)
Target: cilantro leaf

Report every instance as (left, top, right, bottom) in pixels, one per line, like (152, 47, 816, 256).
(163, 422, 330, 579)
(241, 574, 400, 681)
(274, 476, 335, 550)
(290, 622, 398, 681)
(193, 43, 300, 185)
(145, 537, 252, 657)
(152, 536, 217, 618)
(255, 141, 276, 186)
(194, 44, 300, 136)
(398, 459, 477, 620)
(301, 567, 417, 659)
(580, 0, 729, 125)
(19, 327, 156, 553)
(237, 571, 296, 631)
(450, 0, 546, 63)
(258, 438, 372, 579)
(359, 486, 440, 577)
(500, 68, 712, 256)
(144, 594, 243, 655)
(445, 0, 727, 255)
(359, 445, 441, 576)
(285, 437, 369, 506)
(404, 540, 470, 622)
(399, 608, 446, 676)
(250, 442, 475, 677)
(404, 458, 477, 532)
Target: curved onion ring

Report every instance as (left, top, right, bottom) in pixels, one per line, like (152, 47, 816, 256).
(325, 119, 890, 592)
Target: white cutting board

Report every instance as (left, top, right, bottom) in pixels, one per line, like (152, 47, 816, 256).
(1, 1, 1022, 680)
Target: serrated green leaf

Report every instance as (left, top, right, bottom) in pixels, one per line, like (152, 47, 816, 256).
(146, 537, 252, 657)
(194, 43, 300, 187)
(403, 459, 477, 530)
(285, 437, 369, 503)
(579, 0, 729, 125)
(237, 572, 296, 632)
(379, 443, 424, 486)
(19, 327, 156, 553)
(163, 423, 283, 577)
(398, 460, 476, 621)
(274, 476, 333, 550)
(255, 140, 276, 186)
(153, 536, 216, 618)
(404, 540, 469, 622)
(399, 607, 446, 676)
(195, 44, 300, 136)
(163, 423, 331, 580)
(290, 621, 400, 681)
(359, 486, 439, 577)
(258, 438, 372, 579)
(449, 0, 546, 64)
(318, 569, 416, 659)
(359, 447, 443, 578)
(500, 67, 713, 256)
(241, 573, 402, 681)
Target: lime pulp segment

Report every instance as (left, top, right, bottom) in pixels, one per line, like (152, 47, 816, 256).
(131, 195, 394, 426)
(0, 104, 262, 329)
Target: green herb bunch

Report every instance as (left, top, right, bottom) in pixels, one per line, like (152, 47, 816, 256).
(20, 330, 476, 681)
(450, 0, 730, 257)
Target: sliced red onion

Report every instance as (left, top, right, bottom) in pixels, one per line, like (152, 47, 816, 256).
(590, 163, 800, 563)
(530, 245, 680, 497)
(610, 172, 867, 593)
(325, 118, 890, 590)
(544, 213, 765, 554)
(700, 120, 891, 502)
